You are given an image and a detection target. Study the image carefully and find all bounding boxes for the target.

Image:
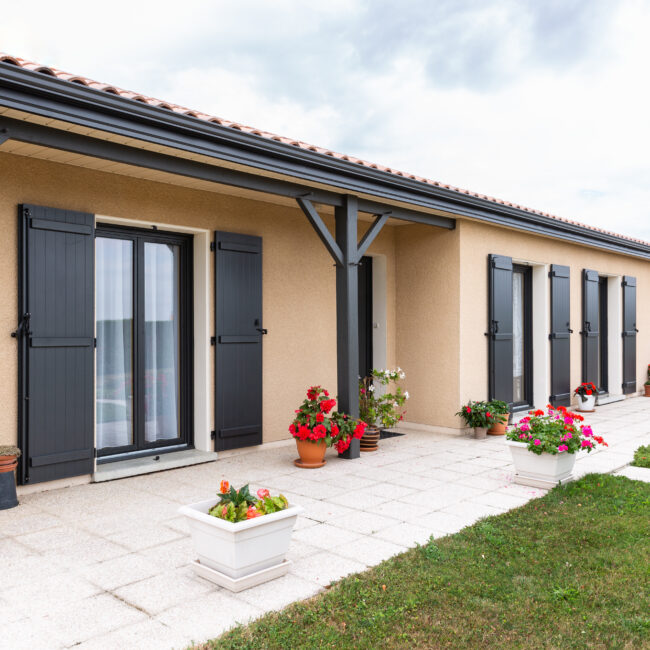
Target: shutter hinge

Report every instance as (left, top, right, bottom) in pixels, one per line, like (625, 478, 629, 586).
(210, 241, 216, 252)
(211, 431, 216, 440)
(210, 336, 216, 346)
(93, 447, 97, 458)
(94, 337, 97, 348)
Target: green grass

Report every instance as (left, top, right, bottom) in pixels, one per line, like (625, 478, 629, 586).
(196, 474, 650, 650)
(632, 444, 650, 469)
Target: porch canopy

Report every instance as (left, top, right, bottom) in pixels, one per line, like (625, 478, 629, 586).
(2, 58, 649, 459)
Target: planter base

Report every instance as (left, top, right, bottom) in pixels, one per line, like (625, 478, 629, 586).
(0, 471, 18, 510)
(192, 558, 292, 592)
(513, 472, 576, 489)
(293, 457, 326, 469)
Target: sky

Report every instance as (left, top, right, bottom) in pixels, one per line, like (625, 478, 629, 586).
(2, 0, 650, 240)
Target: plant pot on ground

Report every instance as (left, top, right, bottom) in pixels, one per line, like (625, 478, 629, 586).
(505, 405, 607, 488)
(359, 368, 409, 452)
(0, 445, 20, 511)
(574, 382, 597, 412)
(179, 481, 303, 592)
(289, 386, 366, 468)
(456, 400, 495, 440)
(644, 364, 650, 396)
(486, 400, 509, 435)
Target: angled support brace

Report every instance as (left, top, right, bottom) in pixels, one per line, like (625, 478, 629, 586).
(0, 129, 9, 146)
(356, 212, 390, 261)
(296, 195, 343, 266)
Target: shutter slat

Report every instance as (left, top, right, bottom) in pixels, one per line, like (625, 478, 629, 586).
(549, 264, 571, 406)
(488, 254, 513, 405)
(622, 275, 637, 394)
(214, 231, 263, 451)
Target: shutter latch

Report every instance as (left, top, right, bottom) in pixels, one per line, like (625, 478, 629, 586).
(11, 312, 31, 338)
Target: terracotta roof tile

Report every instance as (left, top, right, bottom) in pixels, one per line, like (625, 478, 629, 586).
(0, 52, 647, 248)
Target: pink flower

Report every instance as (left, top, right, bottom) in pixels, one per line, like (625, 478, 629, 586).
(558, 444, 568, 452)
(519, 433, 527, 439)
(533, 439, 541, 446)
(519, 423, 530, 432)
(582, 425, 593, 437)
(246, 506, 261, 519)
(257, 488, 269, 499)
(564, 416, 574, 425)
(581, 440, 593, 448)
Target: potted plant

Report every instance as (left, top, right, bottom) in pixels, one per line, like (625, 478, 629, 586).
(505, 405, 607, 488)
(574, 382, 598, 411)
(179, 481, 303, 591)
(289, 386, 366, 468)
(644, 365, 650, 397)
(455, 401, 493, 439)
(486, 400, 509, 435)
(0, 446, 20, 510)
(358, 368, 409, 451)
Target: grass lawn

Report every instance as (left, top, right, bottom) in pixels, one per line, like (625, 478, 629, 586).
(198, 474, 649, 649)
(632, 444, 650, 469)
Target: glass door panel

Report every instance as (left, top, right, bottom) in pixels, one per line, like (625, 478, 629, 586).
(512, 270, 525, 404)
(96, 237, 134, 451)
(144, 242, 181, 443)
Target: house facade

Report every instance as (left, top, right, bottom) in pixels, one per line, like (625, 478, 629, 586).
(1, 54, 648, 489)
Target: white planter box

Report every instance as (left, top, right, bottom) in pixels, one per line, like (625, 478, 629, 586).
(575, 393, 596, 412)
(179, 499, 303, 581)
(506, 440, 577, 489)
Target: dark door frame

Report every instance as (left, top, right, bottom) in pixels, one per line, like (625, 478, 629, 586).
(95, 223, 194, 460)
(358, 255, 374, 379)
(511, 264, 533, 412)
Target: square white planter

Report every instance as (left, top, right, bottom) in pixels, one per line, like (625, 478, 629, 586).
(179, 499, 303, 586)
(506, 440, 577, 489)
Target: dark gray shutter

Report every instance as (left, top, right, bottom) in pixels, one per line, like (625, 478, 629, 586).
(581, 269, 599, 385)
(549, 265, 572, 406)
(622, 275, 637, 394)
(214, 231, 263, 451)
(488, 254, 513, 404)
(358, 256, 373, 379)
(18, 205, 95, 484)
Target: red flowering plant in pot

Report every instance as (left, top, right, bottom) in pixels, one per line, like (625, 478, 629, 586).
(644, 364, 650, 396)
(505, 405, 607, 487)
(574, 382, 598, 412)
(289, 386, 367, 468)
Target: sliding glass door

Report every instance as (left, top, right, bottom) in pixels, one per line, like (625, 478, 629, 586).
(96, 225, 192, 458)
(512, 264, 533, 410)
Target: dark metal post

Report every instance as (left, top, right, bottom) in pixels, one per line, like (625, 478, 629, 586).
(335, 195, 360, 459)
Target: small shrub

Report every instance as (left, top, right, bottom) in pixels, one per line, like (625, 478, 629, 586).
(631, 444, 650, 469)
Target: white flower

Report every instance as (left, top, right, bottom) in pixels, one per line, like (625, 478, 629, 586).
(368, 385, 375, 392)
(394, 401, 399, 408)
(399, 372, 406, 379)
(404, 391, 410, 400)
(397, 367, 402, 372)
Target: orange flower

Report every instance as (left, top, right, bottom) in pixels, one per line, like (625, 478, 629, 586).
(219, 480, 230, 494)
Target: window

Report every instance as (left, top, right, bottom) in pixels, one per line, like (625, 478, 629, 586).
(512, 264, 533, 409)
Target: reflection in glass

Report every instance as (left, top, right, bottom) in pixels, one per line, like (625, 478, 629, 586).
(96, 238, 134, 449)
(513, 271, 525, 404)
(144, 242, 181, 443)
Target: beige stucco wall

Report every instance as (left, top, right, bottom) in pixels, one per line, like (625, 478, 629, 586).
(0, 152, 397, 447)
(458, 219, 650, 417)
(395, 224, 462, 428)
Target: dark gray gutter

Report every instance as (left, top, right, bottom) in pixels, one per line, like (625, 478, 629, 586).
(0, 61, 648, 258)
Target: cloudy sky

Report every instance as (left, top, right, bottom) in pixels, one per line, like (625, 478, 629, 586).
(2, 0, 650, 240)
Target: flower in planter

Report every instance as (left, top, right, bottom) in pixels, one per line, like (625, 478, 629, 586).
(359, 368, 408, 429)
(574, 382, 598, 402)
(209, 482, 289, 523)
(289, 386, 366, 453)
(505, 405, 607, 455)
(455, 400, 494, 428)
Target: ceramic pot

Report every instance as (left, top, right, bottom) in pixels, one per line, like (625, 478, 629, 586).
(360, 425, 380, 452)
(294, 439, 327, 468)
(575, 393, 596, 412)
(179, 499, 303, 591)
(474, 427, 488, 440)
(0, 455, 18, 510)
(506, 440, 577, 488)
(644, 384, 650, 397)
(487, 419, 508, 435)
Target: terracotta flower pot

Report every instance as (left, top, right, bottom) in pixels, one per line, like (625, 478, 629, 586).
(487, 419, 508, 435)
(360, 425, 380, 452)
(294, 439, 327, 469)
(0, 455, 19, 510)
(645, 385, 650, 397)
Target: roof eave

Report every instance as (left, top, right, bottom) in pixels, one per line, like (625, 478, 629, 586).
(1, 61, 649, 259)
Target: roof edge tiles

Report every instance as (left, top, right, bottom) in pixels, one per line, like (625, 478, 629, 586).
(0, 52, 648, 253)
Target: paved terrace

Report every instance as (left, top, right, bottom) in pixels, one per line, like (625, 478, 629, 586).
(2, 397, 649, 649)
